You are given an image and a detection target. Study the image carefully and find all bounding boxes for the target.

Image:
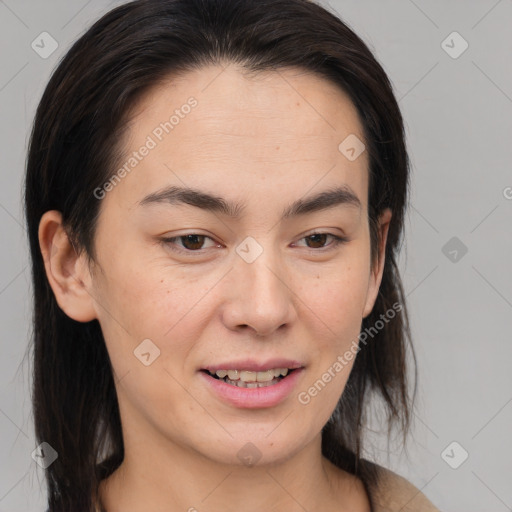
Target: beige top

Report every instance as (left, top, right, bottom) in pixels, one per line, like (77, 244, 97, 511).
(371, 466, 441, 511)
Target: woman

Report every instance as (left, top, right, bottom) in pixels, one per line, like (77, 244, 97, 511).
(25, 0, 441, 510)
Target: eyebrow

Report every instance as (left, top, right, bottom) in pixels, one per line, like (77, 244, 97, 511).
(138, 184, 362, 220)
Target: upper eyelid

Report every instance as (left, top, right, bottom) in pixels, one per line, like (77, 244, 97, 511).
(163, 231, 346, 251)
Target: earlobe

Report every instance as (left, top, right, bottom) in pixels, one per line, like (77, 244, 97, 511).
(38, 210, 97, 322)
(362, 208, 392, 319)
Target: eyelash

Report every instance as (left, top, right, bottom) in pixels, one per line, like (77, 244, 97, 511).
(160, 232, 348, 256)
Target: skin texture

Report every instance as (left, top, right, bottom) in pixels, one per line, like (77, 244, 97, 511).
(39, 64, 392, 512)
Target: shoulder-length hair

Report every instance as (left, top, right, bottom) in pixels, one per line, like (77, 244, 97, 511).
(24, 0, 416, 510)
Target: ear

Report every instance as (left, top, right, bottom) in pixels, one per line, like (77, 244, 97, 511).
(362, 208, 392, 319)
(38, 210, 97, 322)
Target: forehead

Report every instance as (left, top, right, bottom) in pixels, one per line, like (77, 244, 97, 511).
(106, 63, 369, 213)
(130, 64, 364, 139)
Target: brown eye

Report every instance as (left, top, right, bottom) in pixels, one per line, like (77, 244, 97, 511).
(178, 234, 207, 250)
(305, 233, 329, 249)
(295, 233, 347, 251)
(161, 234, 218, 254)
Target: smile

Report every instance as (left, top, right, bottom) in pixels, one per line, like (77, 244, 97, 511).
(199, 367, 304, 408)
(205, 368, 292, 387)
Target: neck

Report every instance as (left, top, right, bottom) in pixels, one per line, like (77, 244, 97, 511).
(98, 433, 367, 511)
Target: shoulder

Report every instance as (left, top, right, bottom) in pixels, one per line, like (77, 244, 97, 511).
(368, 463, 441, 512)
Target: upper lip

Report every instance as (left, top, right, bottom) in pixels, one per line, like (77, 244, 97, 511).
(202, 358, 304, 373)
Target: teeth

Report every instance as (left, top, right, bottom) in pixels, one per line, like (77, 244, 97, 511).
(227, 370, 239, 380)
(256, 370, 274, 382)
(240, 370, 257, 382)
(214, 367, 290, 382)
(224, 378, 280, 388)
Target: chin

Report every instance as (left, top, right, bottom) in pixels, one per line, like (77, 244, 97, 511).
(196, 429, 310, 469)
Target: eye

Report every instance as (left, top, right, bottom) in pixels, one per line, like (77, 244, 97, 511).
(160, 231, 348, 256)
(293, 232, 348, 251)
(161, 234, 219, 255)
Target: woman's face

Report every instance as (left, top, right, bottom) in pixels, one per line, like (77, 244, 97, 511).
(84, 64, 390, 467)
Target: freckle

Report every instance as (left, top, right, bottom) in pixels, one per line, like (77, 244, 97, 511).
(276, 146, 280, 150)
(296, 102, 300, 106)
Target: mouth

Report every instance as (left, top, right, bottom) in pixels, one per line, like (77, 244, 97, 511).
(199, 362, 305, 408)
(201, 368, 298, 388)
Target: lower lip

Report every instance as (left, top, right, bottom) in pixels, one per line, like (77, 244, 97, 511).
(199, 369, 304, 409)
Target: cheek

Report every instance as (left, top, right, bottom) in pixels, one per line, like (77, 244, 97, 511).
(93, 254, 220, 363)
(306, 257, 370, 346)
(298, 263, 369, 420)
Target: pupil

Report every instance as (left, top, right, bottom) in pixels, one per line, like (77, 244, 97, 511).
(307, 234, 327, 248)
(182, 234, 204, 250)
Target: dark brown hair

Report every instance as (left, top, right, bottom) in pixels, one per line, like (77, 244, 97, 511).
(24, 0, 416, 510)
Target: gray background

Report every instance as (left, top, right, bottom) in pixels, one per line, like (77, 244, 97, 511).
(1, 0, 511, 510)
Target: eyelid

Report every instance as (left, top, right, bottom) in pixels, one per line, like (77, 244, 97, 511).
(160, 230, 348, 255)
(291, 232, 348, 250)
(160, 233, 220, 255)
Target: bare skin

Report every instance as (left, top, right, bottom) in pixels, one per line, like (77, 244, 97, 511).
(39, 63, 391, 512)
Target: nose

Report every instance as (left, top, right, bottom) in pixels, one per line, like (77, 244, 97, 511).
(221, 245, 297, 337)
